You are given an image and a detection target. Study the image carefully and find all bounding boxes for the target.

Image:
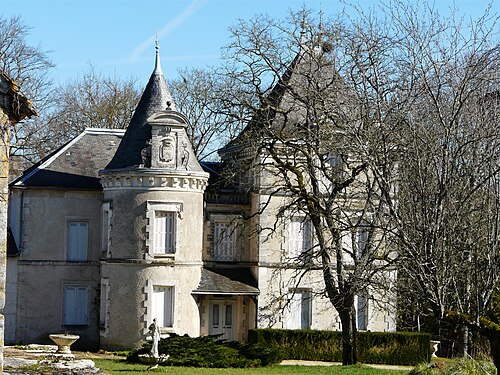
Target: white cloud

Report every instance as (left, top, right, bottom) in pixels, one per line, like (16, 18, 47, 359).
(130, 0, 207, 61)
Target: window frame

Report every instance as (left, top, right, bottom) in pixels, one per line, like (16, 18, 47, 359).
(145, 202, 183, 257)
(213, 221, 237, 261)
(152, 285, 174, 329)
(287, 215, 312, 260)
(286, 288, 312, 330)
(63, 284, 89, 326)
(67, 220, 89, 262)
(101, 202, 112, 258)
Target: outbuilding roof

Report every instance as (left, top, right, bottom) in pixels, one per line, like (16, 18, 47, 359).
(12, 128, 124, 190)
(193, 267, 259, 296)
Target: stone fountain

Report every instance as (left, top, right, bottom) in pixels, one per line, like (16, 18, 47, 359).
(49, 333, 80, 355)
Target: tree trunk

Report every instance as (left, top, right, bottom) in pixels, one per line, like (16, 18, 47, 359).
(487, 332, 500, 373)
(338, 305, 357, 365)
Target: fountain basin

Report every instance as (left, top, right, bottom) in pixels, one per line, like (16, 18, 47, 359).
(49, 334, 80, 354)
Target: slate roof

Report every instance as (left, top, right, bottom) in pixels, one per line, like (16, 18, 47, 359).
(12, 128, 124, 190)
(105, 49, 175, 170)
(193, 267, 259, 296)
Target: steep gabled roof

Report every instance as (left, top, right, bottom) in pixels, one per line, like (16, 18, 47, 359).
(12, 128, 124, 190)
(220, 42, 338, 158)
(105, 48, 175, 170)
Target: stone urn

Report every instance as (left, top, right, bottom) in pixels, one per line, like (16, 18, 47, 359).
(49, 334, 80, 354)
(430, 340, 440, 358)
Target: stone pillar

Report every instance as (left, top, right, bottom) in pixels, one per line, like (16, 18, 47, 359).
(0, 74, 35, 372)
(0, 109, 10, 371)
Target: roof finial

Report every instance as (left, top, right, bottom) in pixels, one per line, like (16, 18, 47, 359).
(300, 14, 307, 47)
(154, 33, 163, 75)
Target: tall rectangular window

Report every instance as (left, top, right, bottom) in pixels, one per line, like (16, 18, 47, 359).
(357, 293, 368, 330)
(288, 217, 311, 259)
(64, 286, 88, 325)
(214, 222, 235, 261)
(152, 286, 174, 328)
(100, 278, 109, 334)
(101, 203, 112, 257)
(67, 221, 88, 261)
(357, 227, 369, 258)
(286, 289, 311, 330)
(153, 211, 176, 254)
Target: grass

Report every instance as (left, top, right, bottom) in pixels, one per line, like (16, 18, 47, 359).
(94, 359, 411, 375)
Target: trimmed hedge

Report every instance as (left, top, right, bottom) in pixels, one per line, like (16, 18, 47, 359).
(248, 329, 431, 366)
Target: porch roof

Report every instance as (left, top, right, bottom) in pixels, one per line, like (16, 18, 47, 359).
(193, 267, 259, 296)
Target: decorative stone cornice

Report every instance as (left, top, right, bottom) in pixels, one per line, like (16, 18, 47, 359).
(99, 168, 208, 192)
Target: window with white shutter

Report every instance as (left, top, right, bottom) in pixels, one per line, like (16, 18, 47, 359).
(357, 293, 369, 330)
(152, 286, 174, 328)
(213, 222, 235, 261)
(288, 217, 311, 259)
(101, 203, 112, 257)
(64, 286, 88, 325)
(67, 221, 88, 261)
(153, 211, 175, 254)
(286, 289, 311, 329)
(357, 227, 369, 258)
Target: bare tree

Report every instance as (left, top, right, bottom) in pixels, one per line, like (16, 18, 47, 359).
(169, 68, 248, 160)
(220, 1, 498, 365)
(347, 0, 500, 364)
(0, 15, 54, 168)
(15, 67, 141, 162)
(220, 10, 398, 365)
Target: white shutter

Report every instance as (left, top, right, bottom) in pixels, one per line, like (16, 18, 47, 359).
(214, 223, 234, 260)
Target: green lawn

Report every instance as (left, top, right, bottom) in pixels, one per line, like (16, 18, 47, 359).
(94, 359, 410, 375)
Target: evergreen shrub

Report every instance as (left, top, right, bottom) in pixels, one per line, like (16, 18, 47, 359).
(127, 334, 283, 368)
(249, 328, 431, 366)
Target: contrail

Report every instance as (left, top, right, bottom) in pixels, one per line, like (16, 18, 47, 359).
(131, 0, 207, 61)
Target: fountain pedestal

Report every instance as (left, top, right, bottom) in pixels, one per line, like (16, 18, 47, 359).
(49, 334, 80, 355)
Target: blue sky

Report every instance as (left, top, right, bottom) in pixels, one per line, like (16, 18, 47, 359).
(2, 0, 497, 87)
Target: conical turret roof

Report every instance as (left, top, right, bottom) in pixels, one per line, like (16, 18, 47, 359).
(105, 46, 175, 170)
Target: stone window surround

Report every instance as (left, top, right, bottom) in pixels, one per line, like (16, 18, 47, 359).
(145, 201, 183, 258)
